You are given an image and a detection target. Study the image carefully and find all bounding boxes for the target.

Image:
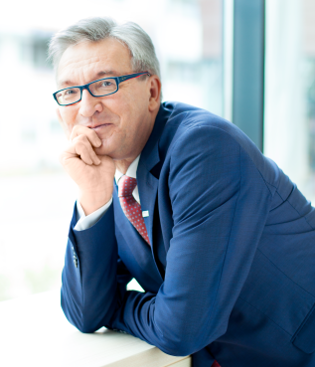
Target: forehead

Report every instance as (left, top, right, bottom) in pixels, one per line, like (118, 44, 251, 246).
(57, 38, 133, 85)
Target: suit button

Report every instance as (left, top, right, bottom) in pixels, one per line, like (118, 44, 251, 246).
(73, 256, 78, 268)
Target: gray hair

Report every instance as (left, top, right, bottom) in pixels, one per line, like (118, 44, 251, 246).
(48, 17, 161, 83)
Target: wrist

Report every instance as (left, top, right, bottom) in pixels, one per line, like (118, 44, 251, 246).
(79, 189, 112, 216)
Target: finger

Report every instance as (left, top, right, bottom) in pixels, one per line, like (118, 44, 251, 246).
(70, 125, 102, 148)
(64, 134, 101, 165)
(90, 148, 102, 165)
(74, 137, 101, 165)
(75, 142, 94, 165)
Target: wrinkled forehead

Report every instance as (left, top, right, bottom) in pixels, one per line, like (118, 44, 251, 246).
(56, 38, 133, 87)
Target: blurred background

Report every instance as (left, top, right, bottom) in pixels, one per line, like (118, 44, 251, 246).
(0, 0, 314, 301)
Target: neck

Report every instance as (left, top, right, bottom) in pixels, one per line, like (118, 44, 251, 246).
(114, 158, 133, 174)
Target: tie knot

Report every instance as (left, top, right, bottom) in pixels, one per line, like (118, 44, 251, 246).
(118, 175, 137, 197)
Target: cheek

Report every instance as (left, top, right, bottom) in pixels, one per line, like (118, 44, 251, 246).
(60, 108, 77, 135)
(119, 97, 143, 127)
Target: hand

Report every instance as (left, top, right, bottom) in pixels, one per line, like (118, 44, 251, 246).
(60, 125, 115, 215)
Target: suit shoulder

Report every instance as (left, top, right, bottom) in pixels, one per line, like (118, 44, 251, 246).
(160, 102, 283, 194)
(161, 102, 246, 149)
(162, 101, 242, 139)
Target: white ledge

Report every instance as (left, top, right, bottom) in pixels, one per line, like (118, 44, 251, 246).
(0, 291, 191, 367)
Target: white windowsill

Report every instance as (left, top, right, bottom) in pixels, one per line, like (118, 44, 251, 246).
(0, 291, 191, 367)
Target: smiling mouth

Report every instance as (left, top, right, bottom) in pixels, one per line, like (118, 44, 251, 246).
(90, 123, 112, 130)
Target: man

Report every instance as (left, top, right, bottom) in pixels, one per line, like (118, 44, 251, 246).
(49, 17, 315, 367)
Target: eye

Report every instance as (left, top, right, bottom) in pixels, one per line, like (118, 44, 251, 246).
(58, 88, 80, 103)
(65, 88, 78, 95)
(101, 80, 114, 87)
(91, 78, 117, 95)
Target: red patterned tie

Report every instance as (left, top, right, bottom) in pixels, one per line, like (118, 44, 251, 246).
(212, 361, 221, 367)
(118, 175, 150, 245)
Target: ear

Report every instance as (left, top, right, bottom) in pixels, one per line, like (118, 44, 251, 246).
(56, 107, 71, 139)
(148, 75, 161, 112)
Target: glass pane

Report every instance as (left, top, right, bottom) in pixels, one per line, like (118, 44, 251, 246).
(91, 78, 117, 95)
(0, 0, 223, 300)
(160, 0, 223, 116)
(57, 88, 81, 104)
(265, 0, 315, 203)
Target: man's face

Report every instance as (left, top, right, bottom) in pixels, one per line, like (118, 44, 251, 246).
(56, 38, 160, 161)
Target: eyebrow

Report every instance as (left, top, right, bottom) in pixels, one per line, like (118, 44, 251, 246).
(96, 70, 117, 78)
(58, 70, 118, 88)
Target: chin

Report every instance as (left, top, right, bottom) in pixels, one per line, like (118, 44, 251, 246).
(94, 142, 121, 159)
(95, 146, 114, 156)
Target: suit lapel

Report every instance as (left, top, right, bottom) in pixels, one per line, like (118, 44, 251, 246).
(113, 184, 163, 288)
(115, 104, 172, 281)
(137, 159, 159, 247)
(136, 105, 168, 251)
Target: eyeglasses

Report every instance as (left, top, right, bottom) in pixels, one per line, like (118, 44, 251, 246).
(53, 71, 151, 106)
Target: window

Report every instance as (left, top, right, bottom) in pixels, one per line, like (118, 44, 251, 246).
(265, 0, 315, 202)
(0, 0, 223, 301)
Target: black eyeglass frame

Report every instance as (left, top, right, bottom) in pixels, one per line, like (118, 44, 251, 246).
(53, 71, 151, 106)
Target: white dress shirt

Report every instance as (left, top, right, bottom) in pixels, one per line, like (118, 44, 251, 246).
(74, 155, 140, 231)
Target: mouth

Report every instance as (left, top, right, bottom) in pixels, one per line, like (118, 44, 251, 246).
(89, 123, 113, 131)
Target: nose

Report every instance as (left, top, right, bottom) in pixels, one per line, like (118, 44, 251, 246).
(79, 88, 103, 117)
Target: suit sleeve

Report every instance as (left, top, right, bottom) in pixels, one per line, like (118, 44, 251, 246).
(61, 203, 132, 333)
(105, 125, 272, 356)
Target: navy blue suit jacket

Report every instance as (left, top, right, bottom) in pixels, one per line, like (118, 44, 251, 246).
(62, 102, 315, 367)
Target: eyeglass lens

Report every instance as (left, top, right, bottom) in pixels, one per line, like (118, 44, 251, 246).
(56, 78, 118, 105)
